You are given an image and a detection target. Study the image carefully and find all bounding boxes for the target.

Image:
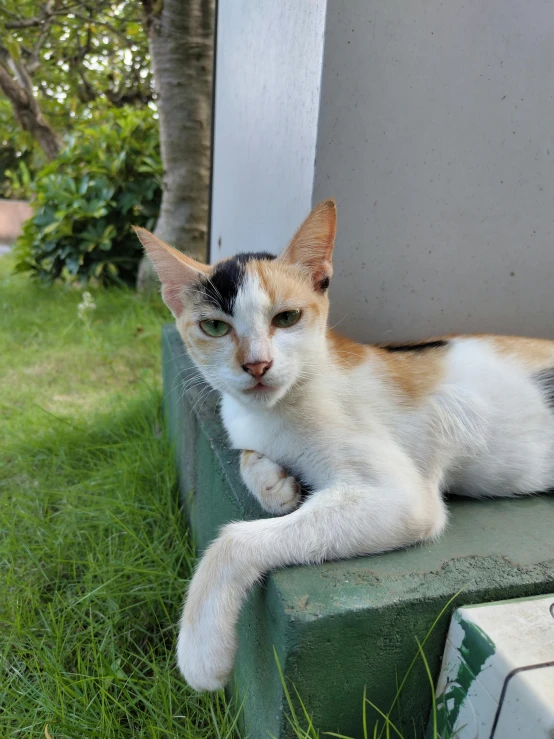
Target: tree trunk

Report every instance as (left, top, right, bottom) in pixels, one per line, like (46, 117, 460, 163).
(0, 59, 61, 160)
(138, 0, 214, 291)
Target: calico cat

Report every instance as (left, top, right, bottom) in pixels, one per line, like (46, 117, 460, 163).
(134, 200, 554, 692)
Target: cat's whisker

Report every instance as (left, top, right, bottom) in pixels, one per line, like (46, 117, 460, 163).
(169, 349, 194, 363)
(180, 373, 207, 389)
(173, 369, 202, 386)
(172, 372, 206, 398)
(195, 387, 220, 415)
(328, 313, 351, 331)
(190, 385, 215, 415)
(179, 381, 209, 402)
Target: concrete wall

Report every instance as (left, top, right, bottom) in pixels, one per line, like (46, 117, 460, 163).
(211, 0, 554, 343)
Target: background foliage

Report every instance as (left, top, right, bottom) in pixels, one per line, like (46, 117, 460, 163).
(0, 1, 152, 121)
(14, 106, 162, 285)
(0, 98, 44, 198)
(0, 0, 153, 195)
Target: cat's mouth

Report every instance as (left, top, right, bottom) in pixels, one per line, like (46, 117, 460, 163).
(245, 381, 275, 393)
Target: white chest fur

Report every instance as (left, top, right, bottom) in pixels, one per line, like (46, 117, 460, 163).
(221, 393, 300, 463)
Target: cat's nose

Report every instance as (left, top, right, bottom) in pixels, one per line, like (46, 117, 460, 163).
(242, 360, 273, 378)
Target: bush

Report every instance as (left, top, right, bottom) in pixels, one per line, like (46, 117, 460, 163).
(14, 106, 162, 285)
(0, 98, 43, 200)
(3, 160, 34, 200)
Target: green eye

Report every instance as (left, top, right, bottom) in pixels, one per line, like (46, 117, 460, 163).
(272, 310, 301, 328)
(199, 319, 231, 337)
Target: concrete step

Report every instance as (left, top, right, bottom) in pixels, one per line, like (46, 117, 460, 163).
(162, 324, 554, 738)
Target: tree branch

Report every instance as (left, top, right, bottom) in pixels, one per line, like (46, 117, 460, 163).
(65, 12, 134, 48)
(2, 0, 57, 29)
(0, 58, 28, 106)
(22, 18, 54, 73)
(0, 42, 61, 159)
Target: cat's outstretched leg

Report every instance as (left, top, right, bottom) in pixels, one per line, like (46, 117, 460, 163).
(240, 450, 302, 514)
(177, 475, 446, 691)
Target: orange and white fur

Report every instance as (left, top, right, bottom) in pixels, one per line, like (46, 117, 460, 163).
(135, 200, 554, 692)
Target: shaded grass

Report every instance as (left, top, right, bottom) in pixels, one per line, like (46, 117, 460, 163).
(0, 253, 165, 446)
(0, 255, 242, 738)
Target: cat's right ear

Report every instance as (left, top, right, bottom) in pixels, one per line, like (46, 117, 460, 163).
(279, 199, 337, 292)
(133, 227, 209, 317)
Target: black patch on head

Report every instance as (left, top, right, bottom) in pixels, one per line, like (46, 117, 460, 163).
(234, 251, 276, 264)
(197, 252, 276, 315)
(381, 339, 449, 353)
(534, 368, 554, 409)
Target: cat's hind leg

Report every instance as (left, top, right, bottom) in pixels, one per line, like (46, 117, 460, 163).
(240, 450, 302, 514)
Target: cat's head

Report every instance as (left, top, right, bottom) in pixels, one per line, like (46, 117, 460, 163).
(134, 199, 336, 407)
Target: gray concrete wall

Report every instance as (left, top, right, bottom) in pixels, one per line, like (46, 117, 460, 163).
(211, 0, 554, 343)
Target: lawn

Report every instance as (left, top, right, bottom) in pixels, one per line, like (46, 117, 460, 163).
(0, 254, 242, 738)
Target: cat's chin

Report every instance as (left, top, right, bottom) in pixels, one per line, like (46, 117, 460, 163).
(233, 382, 289, 408)
(240, 388, 281, 407)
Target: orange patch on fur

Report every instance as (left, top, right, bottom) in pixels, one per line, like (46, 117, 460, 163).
(234, 335, 252, 368)
(327, 330, 369, 368)
(249, 260, 279, 305)
(240, 449, 261, 472)
(247, 259, 327, 323)
(328, 330, 447, 398)
(370, 343, 448, 402)
(473, 334, 554, 371)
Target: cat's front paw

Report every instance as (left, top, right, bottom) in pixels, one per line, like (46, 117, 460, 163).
(176, 619, 234, 692)
(240, 451, 302, 515)
(176, 538, 240, 692)
(262, 474, 302, 514)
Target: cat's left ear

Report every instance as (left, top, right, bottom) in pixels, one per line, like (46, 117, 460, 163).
(279, 199, 336, 292)
(133, 227, 209, 317)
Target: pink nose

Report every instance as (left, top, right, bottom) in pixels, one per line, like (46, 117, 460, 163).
(242, 360, 272, 378)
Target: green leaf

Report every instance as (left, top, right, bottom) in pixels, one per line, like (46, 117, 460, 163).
(78, 176, 90, 195)
(5, 35, 21, 63)
(42, 221, 61, 235)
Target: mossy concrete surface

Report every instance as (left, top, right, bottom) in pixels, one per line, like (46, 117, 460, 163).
(162, 324, 554, 738)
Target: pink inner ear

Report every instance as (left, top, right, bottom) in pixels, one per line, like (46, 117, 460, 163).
(162, 285, 186, 317)
(313, 261, 333, 291)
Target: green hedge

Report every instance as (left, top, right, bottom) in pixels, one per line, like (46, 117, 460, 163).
(14, 106, 162, 285)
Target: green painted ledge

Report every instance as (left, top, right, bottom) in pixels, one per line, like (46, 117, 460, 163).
(162, 324, 554, 739)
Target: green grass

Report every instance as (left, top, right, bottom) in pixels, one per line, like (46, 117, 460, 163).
(0, 255, 242, 738)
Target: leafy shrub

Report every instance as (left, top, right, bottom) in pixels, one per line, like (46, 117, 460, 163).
(0, 98, 43, 200)
(3, 160, 33, 200)
(14, 106, 162, 285)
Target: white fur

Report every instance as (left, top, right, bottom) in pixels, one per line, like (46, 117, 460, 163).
(176, 276, 554, 692)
